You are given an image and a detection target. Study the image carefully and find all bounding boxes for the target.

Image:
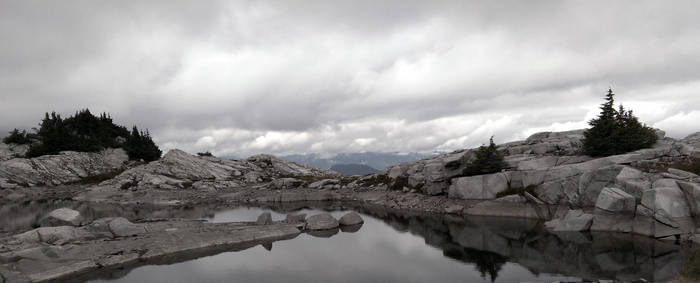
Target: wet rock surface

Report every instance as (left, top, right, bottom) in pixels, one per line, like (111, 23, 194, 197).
(0, 217, 301, 282)
(306, 213, 340, 230)
(338, 212, 363, 226)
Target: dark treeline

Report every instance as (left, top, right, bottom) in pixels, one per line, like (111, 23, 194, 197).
(2, 109, 161, 162)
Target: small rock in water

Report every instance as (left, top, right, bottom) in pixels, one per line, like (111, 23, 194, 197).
(284, 213, 306, 223)
(307, 227, 340, 238)
(338, 212, 363, 226)
(444, 204, 464, 214)
(40, 207, 84, 227)
(339, 224, 362, 233)
(306, 213, 339, 230)
(261, 242, 273, 251)
(257, 212, 273, 225)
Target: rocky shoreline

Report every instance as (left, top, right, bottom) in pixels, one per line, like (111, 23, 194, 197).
(2, 128, 700, 282)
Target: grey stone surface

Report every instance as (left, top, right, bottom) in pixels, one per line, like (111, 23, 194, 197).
(108, 217, 148, 237)
(306, 213, 339, 230)
(284, 213, 306, 223)
(2, 220, 301, 283)
(444, 204, 464, 214)
(595, 187, 635, 214)
(0, 143, 29, 162)
(338, 212, 364, 226)
(448, 173, 508, 200)
(544, 210, 594, 232)
(86, 149, 339, 193)
(39, 208, 84, 227)
(0, 148, 128, 188)
(271, 178, 302, 189)
(256, 212, 273, 225)
(15, 226, 95, 245)
(308, 179, 339, 189)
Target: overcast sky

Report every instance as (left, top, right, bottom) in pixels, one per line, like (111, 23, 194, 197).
(1, 1, 699, 157)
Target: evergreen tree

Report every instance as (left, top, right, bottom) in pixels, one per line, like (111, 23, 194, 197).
(463, 136, 509, 176)
(2, 128, 30, 144)
(583, 89, 657, 156)
(22, 109, 161, 161)
(124, 126, 162, 162)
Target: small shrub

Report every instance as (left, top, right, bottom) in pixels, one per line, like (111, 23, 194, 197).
(583, 89, 657, 157)
(197, 151, 213, 157)
(679, 249, 700, 281)
(671, 158, 700, 175)
(2, 128, 31, 144)
(462, 136, 509, 176)
(124, 126, 162, 162)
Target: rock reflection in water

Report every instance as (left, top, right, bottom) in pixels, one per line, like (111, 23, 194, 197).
(5, 201, 688, 282)
(356, 208, 685, 282)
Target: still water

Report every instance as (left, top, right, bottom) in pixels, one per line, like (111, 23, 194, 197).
(75, 206, 689, 283)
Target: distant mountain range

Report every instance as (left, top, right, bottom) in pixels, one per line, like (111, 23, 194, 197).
(330, 164, 379, 176)
(279, 152, 436, 171)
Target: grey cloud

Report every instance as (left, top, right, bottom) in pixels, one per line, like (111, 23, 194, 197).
(1, 1, 699, 157)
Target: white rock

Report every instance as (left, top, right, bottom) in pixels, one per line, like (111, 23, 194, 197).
(595, 187, 635, 213)
(306, 213, 339, 230)
(40, 208, 84, 227)
(544, 210, 594, 232)
(448, 173, 508, 200)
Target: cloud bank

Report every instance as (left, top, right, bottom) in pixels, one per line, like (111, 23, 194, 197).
(1, 0, 699, 156)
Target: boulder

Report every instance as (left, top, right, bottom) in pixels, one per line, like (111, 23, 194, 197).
(256, 212, 273, 225)
(595, 187, 636, 214)
(678, 181, 700, 216)
(109, 217, 147, 237)
(39, 208, 84, 227)
(15, 226, 94, 245)
(308, 179, 339, 189)
(338, 212, 364, 226)
(646, 180, 691, 218)
(444, 204, 464, 214)
(306, 213, 339, 230)
(0, 142, 29, 161)
(544, 210, 594, 232)
(667, 168, 698, 180)
(448, 173, 508, 200)
(284, 213, 306, 223)
(614, 166, 650, 198)
(271, 178, 302, 189)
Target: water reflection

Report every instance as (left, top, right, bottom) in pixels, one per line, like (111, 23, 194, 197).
(1, 201, 691, 282)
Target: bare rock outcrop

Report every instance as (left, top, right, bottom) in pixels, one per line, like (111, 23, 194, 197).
(0, 147, 128, 189)
(0, 143, 29, 162)
(89, 149, 339, 192)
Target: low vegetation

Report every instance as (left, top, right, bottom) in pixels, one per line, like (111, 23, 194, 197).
(676, 249, 700, 282)
(583, 89, 657, 157)
(671, 158, 700, 175)
(462, 136, 509, 176)
(197, 151, 214, 157)
(2, 128, 32, 144)
(3, 109, 162, 162)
